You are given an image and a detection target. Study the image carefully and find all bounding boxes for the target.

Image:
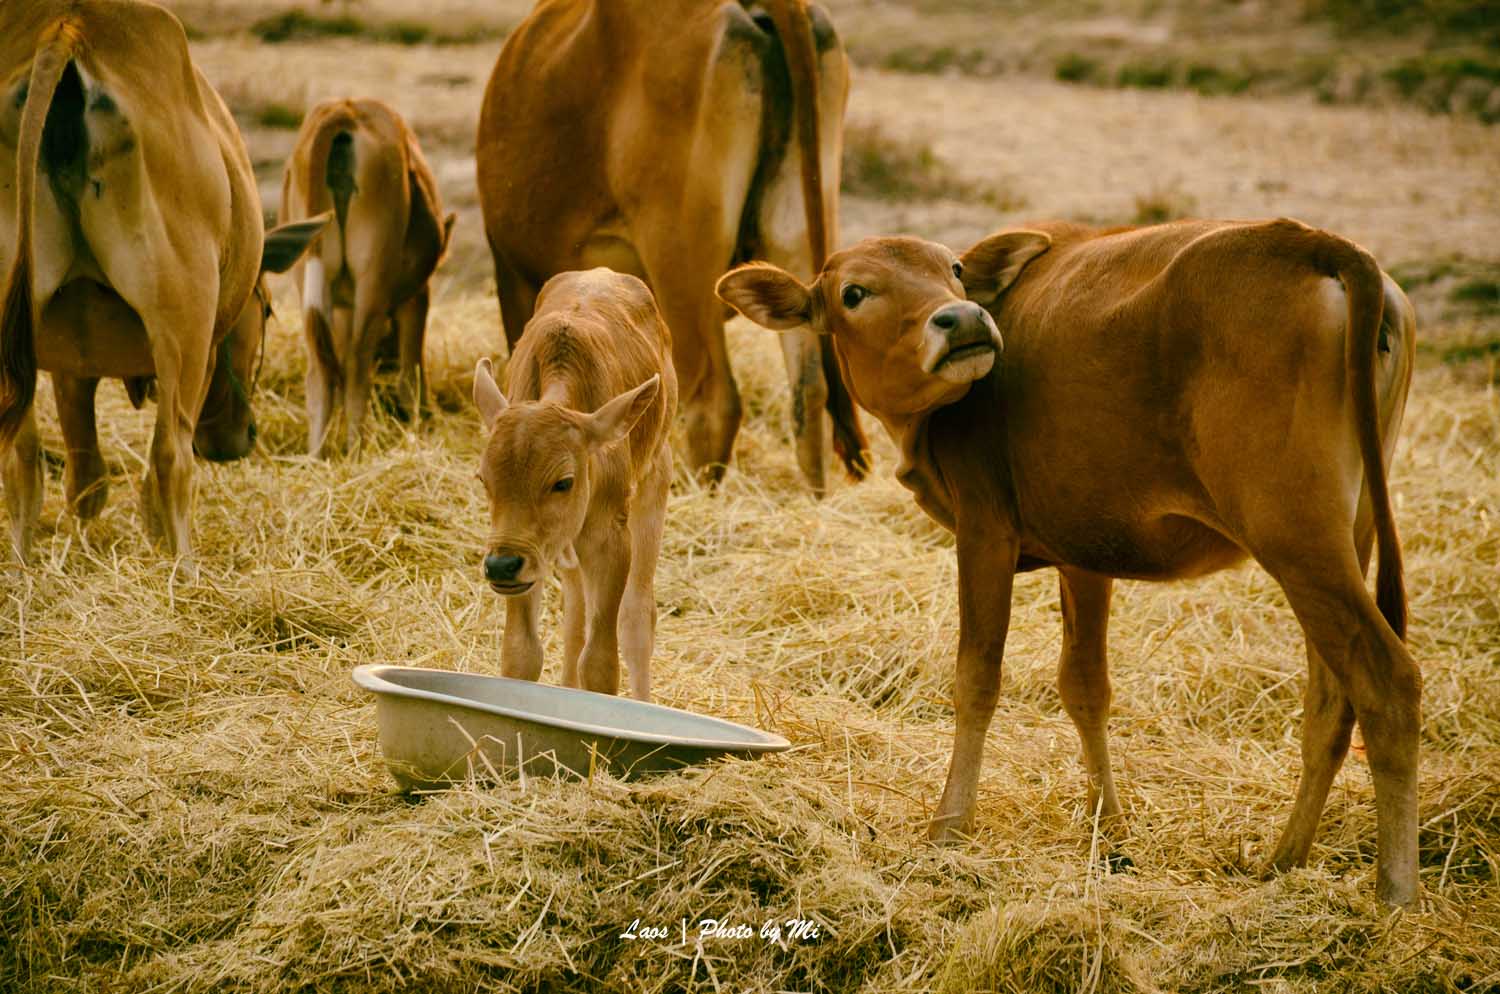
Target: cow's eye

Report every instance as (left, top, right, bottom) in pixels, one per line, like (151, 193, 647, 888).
(841, 284, 868, 309)
(952, 262, 963, 279)
(552, 477, 574, 493)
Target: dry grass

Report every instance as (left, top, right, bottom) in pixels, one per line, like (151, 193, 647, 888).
(4, 4, 1500, 992)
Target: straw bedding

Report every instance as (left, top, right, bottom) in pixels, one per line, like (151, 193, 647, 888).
(2, 290, 1497, 992)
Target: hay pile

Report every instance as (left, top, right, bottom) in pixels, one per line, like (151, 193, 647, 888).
(2, 285, 1497, 992)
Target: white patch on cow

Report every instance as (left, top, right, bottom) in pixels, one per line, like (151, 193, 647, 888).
(304, 257, 326, 315)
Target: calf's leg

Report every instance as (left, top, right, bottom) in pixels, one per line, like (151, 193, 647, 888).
(2, 407, 43, 563)
(577, 523, 631, 696)
(560, 566, 586, 689)
(619, 451, 671, 701)
(1057, 568, 1123, 825)
(1264, 545, 1421, 906)
(930, 527, 1019, 841)
(501, 586, 544, 682)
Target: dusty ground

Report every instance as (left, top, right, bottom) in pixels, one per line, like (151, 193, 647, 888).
(2, 2, 1498, 992)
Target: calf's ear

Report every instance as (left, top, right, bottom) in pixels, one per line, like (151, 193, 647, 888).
(261, 212, 333, 274)
(959, 229, 1051, 307)
(473, 357, 507, 429)
(585, 374, 660, 447)
(716, 263, 814, 331)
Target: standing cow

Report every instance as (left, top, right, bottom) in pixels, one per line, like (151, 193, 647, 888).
(719, 218, 1421, 905)
(280, 98, 454, 456)
(1, 0, 323, 569)
(476, 0, 868, 493)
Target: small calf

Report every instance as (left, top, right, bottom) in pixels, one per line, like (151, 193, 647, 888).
(718, 219, 1419, 905)
(472, 269, 677, 700)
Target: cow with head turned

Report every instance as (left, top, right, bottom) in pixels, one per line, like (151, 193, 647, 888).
(1, 0, 324, 571)
(720, 217, 1420, 906)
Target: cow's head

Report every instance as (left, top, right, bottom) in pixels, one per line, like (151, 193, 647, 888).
(716, 232, 1049, 421)
(471, 357, 659, 595)
(194, 215, 330, 461)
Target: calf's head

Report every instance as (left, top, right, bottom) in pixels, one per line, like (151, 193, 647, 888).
(194, 215, 330, 461)
(716, 232, 1049, 421)
(471, 358, 660, 595)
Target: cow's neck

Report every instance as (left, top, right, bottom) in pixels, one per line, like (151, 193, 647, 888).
(885, 410, 957, 532)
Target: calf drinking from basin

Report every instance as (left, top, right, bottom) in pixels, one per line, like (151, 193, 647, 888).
(717, 219, 1420, 905)
(472, 269, 677, 701)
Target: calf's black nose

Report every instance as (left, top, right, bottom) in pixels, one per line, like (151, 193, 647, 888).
(484, 553, 524, 583)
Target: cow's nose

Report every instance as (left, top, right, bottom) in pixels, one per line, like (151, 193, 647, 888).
(931, 301, 991, 339)
(484, 553, 524, 583)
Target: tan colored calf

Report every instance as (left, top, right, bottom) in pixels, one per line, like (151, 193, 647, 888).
(719, 218, 1420, 905)
(281, 98, 454, 456)
(1, 1, 321, 570)
(472, 269, 677, 701)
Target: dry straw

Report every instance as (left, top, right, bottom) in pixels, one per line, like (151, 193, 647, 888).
(2, 293, 1497, 993)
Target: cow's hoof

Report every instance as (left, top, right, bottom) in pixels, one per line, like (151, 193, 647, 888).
(926, 818, 971, 845)
(1104, 850, 1135, 873)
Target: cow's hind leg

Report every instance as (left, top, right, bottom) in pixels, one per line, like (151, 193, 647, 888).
(3, 406, 43, 563)
(1261, 543, 1421, 905)
(492, 250, 536, 353)
(778, 328, 829, 496)
(1268, 524, 1374, 871)
(1056, 568, 1126, 843)
(52, 375, 108, 519)
(619, 450, 671, 701)
(393, 286, 429, 422)
(140, 305, 214, 575)
(343, 289, 394, 453)
(304, 307, 339, 457)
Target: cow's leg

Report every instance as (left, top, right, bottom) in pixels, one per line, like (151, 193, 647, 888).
(52, 375, 108, 519)
(343, 292, 392, 453)
(930, 525, 1019, 841)
(778, 329, 829, 496)
(393, 286, 429, 422)
(501, 585, 544, 682)
(1056, 567, 1123, 826)
(1268, 523, 1374, 872)
(639, 239, 739, 483)
(577, 522, 631, 696)
(560, 565, 586, 689)
(140, 308, 214, 572)
(304, 307, 339, 458)
(491, 248, 535, 352)
(1262, 544, 1420, 906)
(619, 450, 671, 701)
(2, 406, 43, 563)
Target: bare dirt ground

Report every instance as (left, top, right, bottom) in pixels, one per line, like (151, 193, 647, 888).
(3, 3, 1498, 992)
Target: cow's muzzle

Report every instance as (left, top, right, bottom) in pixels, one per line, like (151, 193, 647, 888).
(923, 302, 1002, 382)
(484, 549, 536, 595)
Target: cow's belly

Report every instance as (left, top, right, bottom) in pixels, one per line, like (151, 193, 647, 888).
(35, 279, 155, 378)
(1023, 513, 1248, 581)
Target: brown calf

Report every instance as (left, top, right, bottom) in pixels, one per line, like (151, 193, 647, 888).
(281, 98, 454, 456)
(718, 218, 1420, 905)
(1, 1, 322, 570)
(472, 269, 677, 701)
(476, 0, 867, 492)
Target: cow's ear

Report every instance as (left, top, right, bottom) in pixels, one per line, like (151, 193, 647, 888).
(585, 374, 660, 447)
(261, 212, 333, 274)
(716, 263, 814, 331)
(959, 230, 1051, 307)
(473, 357, 507, 429)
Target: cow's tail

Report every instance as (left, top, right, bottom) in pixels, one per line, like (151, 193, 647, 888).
(1, 22, 81, 446)
(301, 108, 357, 387)
(763, 0, 870, 480)
(1326, 234, 1407, 640)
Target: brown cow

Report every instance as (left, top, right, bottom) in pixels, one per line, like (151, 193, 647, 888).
(280, 98, 454, 456)
(1, 0, 323, 570)
(472, 268, 677, 701)
(718, 218, 1421, 905)
(476, 0, 868, 493)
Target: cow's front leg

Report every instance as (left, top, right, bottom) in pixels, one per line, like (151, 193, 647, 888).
(577, 521, 631, 696)
(929, 524, 1019, 842)
(52, 375, 108, 519)
(2, 406, 43, 563)
(501, 585, 544, 682)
